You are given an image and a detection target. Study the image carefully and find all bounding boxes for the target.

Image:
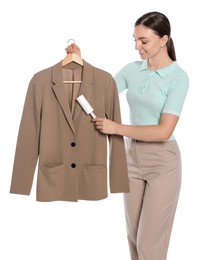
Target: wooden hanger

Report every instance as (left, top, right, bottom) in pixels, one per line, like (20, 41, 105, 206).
(62, 39, 83, 84)
(62, 52, 83, 67)
(62, 38, 83, 67)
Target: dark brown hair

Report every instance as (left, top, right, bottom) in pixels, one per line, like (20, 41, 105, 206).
(135, 11, 176, 61)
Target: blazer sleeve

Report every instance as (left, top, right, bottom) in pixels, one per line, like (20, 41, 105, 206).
(105, 76, 130, 193)
(10, 76, 41, 195)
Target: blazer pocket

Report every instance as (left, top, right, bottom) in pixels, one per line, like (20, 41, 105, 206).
(83, 164, 106, 170)
(38, 163, 67, 199)
(82, 164, 107, 198)
(42, 162, 64, 171)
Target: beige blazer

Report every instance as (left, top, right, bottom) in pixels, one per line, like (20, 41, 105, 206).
(10, 60, 129, 202)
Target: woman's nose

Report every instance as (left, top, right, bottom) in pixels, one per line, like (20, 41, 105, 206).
(135, 42, 140, 50)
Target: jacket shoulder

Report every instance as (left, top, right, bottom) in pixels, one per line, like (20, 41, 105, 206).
(85, 60, 113, 79)
(32, 64, 55, 81)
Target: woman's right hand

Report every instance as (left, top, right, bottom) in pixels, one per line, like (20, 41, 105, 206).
(65, 43, 81, 57)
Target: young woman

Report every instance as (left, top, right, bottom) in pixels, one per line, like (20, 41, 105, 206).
(66, 11, 189, 260)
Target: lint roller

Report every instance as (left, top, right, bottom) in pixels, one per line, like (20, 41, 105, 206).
(76, 95, 96, 119)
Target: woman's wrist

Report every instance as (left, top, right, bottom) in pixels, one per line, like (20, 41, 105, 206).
(116, 123, 122, 135)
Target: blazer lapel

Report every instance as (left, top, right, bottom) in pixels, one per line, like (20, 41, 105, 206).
(51, 62, 75, 134)
(73, 60, 94, 122)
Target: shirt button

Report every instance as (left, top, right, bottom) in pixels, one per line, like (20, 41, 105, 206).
(71, 163, 76, 168)
(71, 142, 76, 147)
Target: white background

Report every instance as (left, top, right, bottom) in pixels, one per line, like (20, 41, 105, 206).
(0, 0, 200, 259)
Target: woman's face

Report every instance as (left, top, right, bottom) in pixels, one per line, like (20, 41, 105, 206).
(133, 24, 167, 60)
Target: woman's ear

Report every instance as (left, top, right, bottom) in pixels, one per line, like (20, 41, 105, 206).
(161, 35, 169, 47)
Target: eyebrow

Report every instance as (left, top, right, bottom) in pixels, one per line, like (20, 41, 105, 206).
(133, 35, 149, 40)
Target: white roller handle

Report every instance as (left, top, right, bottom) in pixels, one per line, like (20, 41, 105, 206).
(76, 95, 96, 118)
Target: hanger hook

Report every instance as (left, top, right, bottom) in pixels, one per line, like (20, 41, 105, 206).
(67, 38, 75, 45)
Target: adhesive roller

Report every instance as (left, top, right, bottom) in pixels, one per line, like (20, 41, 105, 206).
(76, 94, 96, 119)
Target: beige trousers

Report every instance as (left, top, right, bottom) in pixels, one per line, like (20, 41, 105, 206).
(124, 138, 181, 260)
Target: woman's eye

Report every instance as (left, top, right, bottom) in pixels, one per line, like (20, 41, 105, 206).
(142, 41, 147, 44)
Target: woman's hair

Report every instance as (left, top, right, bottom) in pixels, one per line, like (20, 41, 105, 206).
(135, 11, 176, 61)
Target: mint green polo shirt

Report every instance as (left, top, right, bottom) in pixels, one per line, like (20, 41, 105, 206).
(114, 60, 189, 140)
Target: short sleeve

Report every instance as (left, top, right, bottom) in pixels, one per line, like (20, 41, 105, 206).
(114, 65, 129, 93)
(162, 71, 189, 116)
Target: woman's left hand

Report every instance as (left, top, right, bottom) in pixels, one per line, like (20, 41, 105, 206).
(92, 118, 119, 135)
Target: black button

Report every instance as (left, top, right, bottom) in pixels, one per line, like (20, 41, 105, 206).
(71, 163, 76, 168)
(71, 142, 76, 147)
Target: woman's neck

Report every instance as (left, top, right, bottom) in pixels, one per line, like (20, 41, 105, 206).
(147, 53, 173, 71)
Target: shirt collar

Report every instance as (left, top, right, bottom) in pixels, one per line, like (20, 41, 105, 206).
(138, 60, 178, 78)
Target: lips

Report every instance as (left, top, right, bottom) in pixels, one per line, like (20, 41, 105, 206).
(139, 51, 147, 60)
(139, 49, 146, 54)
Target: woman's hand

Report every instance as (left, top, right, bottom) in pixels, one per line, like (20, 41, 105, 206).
(92, 118, 120, 135)
(65, 43, 81, 57)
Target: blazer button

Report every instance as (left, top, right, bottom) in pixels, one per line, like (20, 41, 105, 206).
(71, 142, 76, 147)
(71, 163, 76, 168)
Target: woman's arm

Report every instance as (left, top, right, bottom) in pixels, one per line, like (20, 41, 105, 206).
(92, 113, 179, 142)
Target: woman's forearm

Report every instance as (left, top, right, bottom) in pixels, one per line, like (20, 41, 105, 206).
(93, 113, 178, 142)
(117, 124, 169, 142)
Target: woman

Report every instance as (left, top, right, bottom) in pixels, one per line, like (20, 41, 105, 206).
(66, 11, 189, 260)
